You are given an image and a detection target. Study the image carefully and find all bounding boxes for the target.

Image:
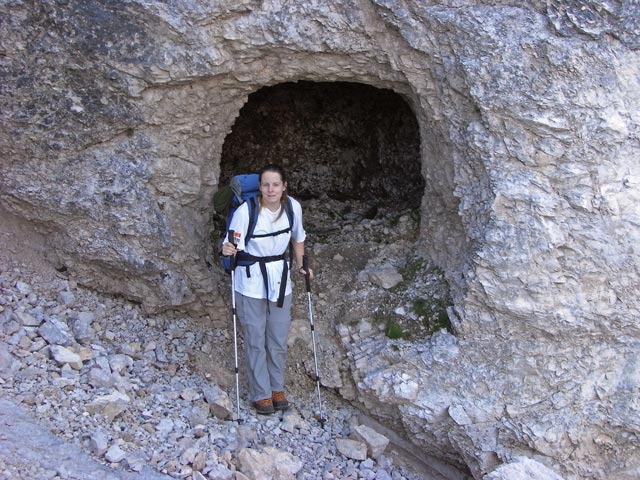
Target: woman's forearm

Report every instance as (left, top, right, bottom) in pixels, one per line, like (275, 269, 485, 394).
(292, 240, 305, 267)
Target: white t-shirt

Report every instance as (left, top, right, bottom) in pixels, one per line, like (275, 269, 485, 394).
(228, 196, 306, 302)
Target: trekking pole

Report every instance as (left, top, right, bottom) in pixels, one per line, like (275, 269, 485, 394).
(227, 230, 243, 424)
(303, 255, 325, 428)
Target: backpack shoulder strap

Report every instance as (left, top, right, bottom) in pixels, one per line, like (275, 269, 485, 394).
(245, 196, 295, 243)
(285, 197, 295, 268)
(285, 197, 294, 229)
(245, 196, 260, 242)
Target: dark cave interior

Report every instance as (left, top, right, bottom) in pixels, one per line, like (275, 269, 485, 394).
(220, 81, 424, 209)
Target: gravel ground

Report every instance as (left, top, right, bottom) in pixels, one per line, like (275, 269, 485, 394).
(0, 204, 458, 480)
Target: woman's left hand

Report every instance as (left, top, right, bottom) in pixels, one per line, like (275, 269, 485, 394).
(299, 266, 314, 279)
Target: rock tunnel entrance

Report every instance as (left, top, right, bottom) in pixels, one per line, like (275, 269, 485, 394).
(216, 81, 458, 477)
(217, 81, 452, 342)
(219, 81, 424, 207)
(217, 81, 454, 364)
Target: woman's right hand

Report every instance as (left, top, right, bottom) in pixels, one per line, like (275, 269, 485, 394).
(221, 242, 238, 257)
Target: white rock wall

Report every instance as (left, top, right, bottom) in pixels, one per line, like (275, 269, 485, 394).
(1, 1, 639, 479)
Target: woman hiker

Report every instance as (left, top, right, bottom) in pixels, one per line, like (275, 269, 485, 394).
(221, 164, 312, 415)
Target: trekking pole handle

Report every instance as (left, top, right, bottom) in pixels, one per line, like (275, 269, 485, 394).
(302, 255, 311, 293)
(227, 230, 236, 270)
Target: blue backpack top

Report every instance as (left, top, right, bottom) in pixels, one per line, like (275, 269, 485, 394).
(219, 173, 294, 272)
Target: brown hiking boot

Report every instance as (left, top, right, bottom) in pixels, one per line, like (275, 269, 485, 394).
(253, 398, 275, 415)
(272, 391, 290, 411)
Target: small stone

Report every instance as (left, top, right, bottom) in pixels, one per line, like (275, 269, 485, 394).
(105, 444, 126, 463)
(181, 387, 199, 401)
(15, 281, 31, 295)
(180, 447, 198, 464)
(60, 363, 79, 378)
(281, 410, 310, 433)
(90, 430, 109, 456)
(49, 345, 83, 369)
(0, 344, 20, 377)
(351, 424, 389, 459)
(156, 418, 174, 435)
(88, 368, 116, 388)
(70, 312, 95, 343)
(57, 290, 75, 306)
(375, 470, 392, 480)
(76, 346, 93, 361)
(237, 447, 303, 479)
(336, 438, 367, 461)
(155, 344, 169, 362)
(188, 403, 210, 428)
(237, 425, 258, 449)
(95, 356, 111, 372)
(125, 455, 145, 472)
(192, 452, 206, 472)
(202, 384, 233, 420)
(18, 334, 32, 350)
(14, 310, 41, 326)
(38, 318, 73, 346)
(29, 338, 47, 352)
(108, 354, 132, 374)
(85, 391, 131, 421)
(77, 311, 95, 324)
(205, 462, 234, 480)
(368, 268, 403, 290)
(361, 458, 375, 469)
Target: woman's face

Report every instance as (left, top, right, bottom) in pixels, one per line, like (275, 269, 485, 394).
(259, 170, 287, 209)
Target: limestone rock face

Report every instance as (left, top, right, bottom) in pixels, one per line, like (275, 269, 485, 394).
(1, 2, 639, 480)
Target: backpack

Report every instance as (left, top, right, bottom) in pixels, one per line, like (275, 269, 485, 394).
(214, 174, 294, 272)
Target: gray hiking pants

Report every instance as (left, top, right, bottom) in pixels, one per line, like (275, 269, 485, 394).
(236, 293, 292, 402)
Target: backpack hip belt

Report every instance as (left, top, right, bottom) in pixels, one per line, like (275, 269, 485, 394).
(235, 250, 289, 310)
